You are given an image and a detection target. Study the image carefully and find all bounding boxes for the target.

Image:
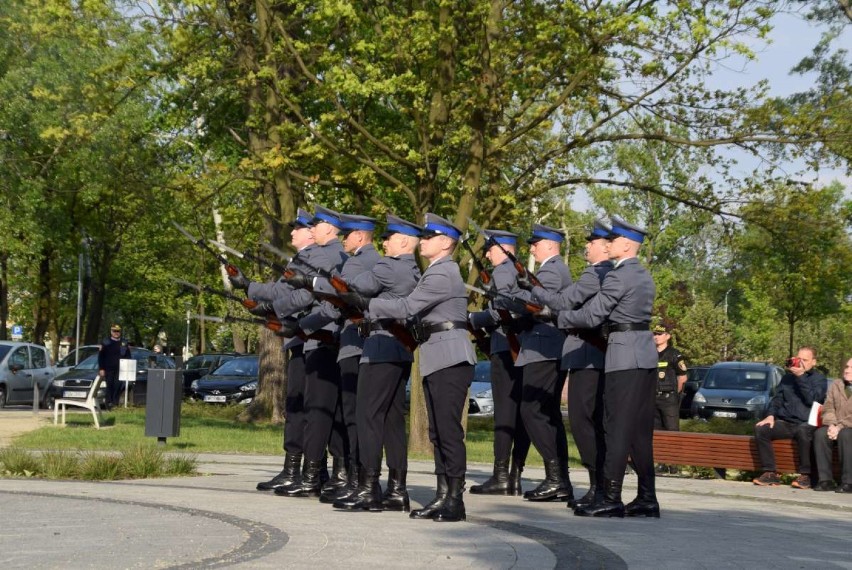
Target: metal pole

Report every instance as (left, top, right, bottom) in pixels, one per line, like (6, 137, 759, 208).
(75, 252, 83, 365)
(185, 309, 191, 361)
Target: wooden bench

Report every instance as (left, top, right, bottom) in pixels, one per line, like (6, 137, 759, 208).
(652, 430, 840, 479)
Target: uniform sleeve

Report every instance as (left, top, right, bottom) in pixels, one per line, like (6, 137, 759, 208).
(271, 289, 315, 318)
(557, 271, 625, 328)
(532, 267, 598, 310)
(349, 259, 393, 296)
(298, 301, 340, 334)
(368, 270, 449, 319)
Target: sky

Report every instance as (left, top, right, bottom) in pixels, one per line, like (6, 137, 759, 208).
(572, 8, 850, 212)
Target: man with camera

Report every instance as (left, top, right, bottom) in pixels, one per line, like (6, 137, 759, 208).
(753, 346, 827, 489)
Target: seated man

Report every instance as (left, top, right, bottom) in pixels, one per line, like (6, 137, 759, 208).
(753, 346, 827, 489)
(813, 358, 852, 493)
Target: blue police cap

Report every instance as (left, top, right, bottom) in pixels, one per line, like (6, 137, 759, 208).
(340, 214, 377, 234)
(609, 216, 647, 243)
(484, 229, 518, 247)
(421, 213, 462, 240)
(381, 214, 422, 239)
(527, 223, 565, 244)
(310, 205, 343, 229)
(586, 218, 612, 241)
(288, 208, 313, 228)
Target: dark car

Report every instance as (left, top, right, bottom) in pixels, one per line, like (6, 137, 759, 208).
(680, 365, 711, 418)
(48, 349, 175, 408)
(180, 352, 241, 396)
(190, 355, 258, 404)
(691, 361, 785, 420)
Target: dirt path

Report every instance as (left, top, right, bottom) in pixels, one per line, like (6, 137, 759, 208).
(0, 409, 49, 447)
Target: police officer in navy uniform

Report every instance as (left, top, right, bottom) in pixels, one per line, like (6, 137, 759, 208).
(297, 213, 381, 502)
(512, 224, 574, 503)
(523, 218, 613, 510)
(333, 214, 422, 512)
(468, 229, 531, 495)
(98, 324, 131, 410)
(556, 216, 659, 518)
(230, 208, 322, 493)
(349, 213, 476, 522)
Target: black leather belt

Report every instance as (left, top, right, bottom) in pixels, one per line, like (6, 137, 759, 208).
(606, 322, 650, 333)
(426, 321, 469, 334)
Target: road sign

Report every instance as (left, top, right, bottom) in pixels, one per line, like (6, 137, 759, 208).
(11, 324, 23, 340)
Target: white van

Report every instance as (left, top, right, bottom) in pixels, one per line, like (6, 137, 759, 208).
(0, 341, 56, 407)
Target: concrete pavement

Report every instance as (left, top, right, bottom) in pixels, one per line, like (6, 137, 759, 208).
(1, 410, 851, 568)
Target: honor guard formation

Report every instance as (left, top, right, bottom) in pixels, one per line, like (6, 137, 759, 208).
(219, 206, 660, 521)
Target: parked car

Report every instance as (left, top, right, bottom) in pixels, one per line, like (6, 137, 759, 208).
(0, 341, 56, 408)
(49, 348, 175, 408)
(179, 352, 242, 396)
(54, 345, 100, 377)
(403, 360, 495, 416)
(680, 364, 711, 418)
(468, 360, 494, 416)
(190, 355, 258, 404)
(691, 361, 785, 420)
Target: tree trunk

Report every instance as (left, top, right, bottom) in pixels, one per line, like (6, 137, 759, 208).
(240, 327, 287, 423)
(408, 350, 433, 456)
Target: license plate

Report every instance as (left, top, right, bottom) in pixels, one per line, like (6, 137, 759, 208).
(204, 395, 227, 403)
(713, 411, 737, 418)
(64, 391, 88, 398)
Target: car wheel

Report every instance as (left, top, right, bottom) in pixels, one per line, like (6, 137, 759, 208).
(42, 393, 55, 410)
(0, 385, 7, 408)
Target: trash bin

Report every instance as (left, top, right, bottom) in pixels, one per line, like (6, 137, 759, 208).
(145, 369, 182, 443)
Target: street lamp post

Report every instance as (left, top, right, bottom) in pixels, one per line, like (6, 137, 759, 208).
(184, 308, 191, 361)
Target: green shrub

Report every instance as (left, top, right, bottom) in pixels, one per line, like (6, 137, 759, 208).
(78, 452, 124, 480)
(163, 454, 199, 476)
(42, 450, 79, 479)
(0, 447, 43, 477)
(121, 445, 165, 479)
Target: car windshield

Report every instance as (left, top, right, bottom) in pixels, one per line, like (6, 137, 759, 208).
(211, 357, 258, 377)
(703, 368, 768, 391)
(186, 356, 208, 370)
(72, 354, 101, 370)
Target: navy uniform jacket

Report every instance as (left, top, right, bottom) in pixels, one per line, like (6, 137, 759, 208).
(468, 259, 520, 355)
(300, 243, 380, 362)
(349, 253, 421, 364)
(557, 257, 657, 372)
(532, 260, 613, 370)
(512, 255, 572, 367)
(657, 344, 687, 393)
(368, 255, 476, 377)
(98, 337, 131, 371)
(267, 239, 348, 352)
(767, 369, 827, 424)
(247, 243, 322, 350)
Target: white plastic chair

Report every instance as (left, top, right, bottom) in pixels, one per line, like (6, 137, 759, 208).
(53, 375, 104, 429)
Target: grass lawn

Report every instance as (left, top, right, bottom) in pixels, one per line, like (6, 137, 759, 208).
(14, 403, 585, 467)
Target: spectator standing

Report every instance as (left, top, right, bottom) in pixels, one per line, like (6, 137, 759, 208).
(813, 358, 852, 493)
(753, 346, 827, 489)
(98, 324, 131, 410)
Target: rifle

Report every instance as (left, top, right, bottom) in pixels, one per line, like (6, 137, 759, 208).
(263, 244, 416, 351)
(459, 235, 520, 361)
(208, 239, 288, 275)
(192, 314, 335, 344)
(173, 221, 242, 278)
(467, 217, 543, 289)
(175, 279, 260, 311)
(260, 241, 366, 323)
(464, 283, 546, 317)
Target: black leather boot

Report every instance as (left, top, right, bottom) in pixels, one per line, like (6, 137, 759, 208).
(333, 467, 383, 511)
(319, 456, 349, 503)
(470, 459, 511, 495)
(277, 460, 323, 497)
(257, 453, 302, 491)
(508, 458, 524, 496)
(410, 474, 448, 520)
(382, 468, 411, 512)
(574, 478, 624, 518)
(523, 458, 573, 502)
(434, 477, 466, 522)
(571, 468, 597, 510)
(625, 476, 660, 518)
(332, 461, 360, 502)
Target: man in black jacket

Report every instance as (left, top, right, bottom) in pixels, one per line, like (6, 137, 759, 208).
(753, 346, 827, 489)
(98, 324, 131, 409)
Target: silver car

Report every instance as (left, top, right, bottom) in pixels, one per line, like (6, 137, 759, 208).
(691, 362, 785, 420)
(0, 341, 56, 407)
(468, 361, 494, 416)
